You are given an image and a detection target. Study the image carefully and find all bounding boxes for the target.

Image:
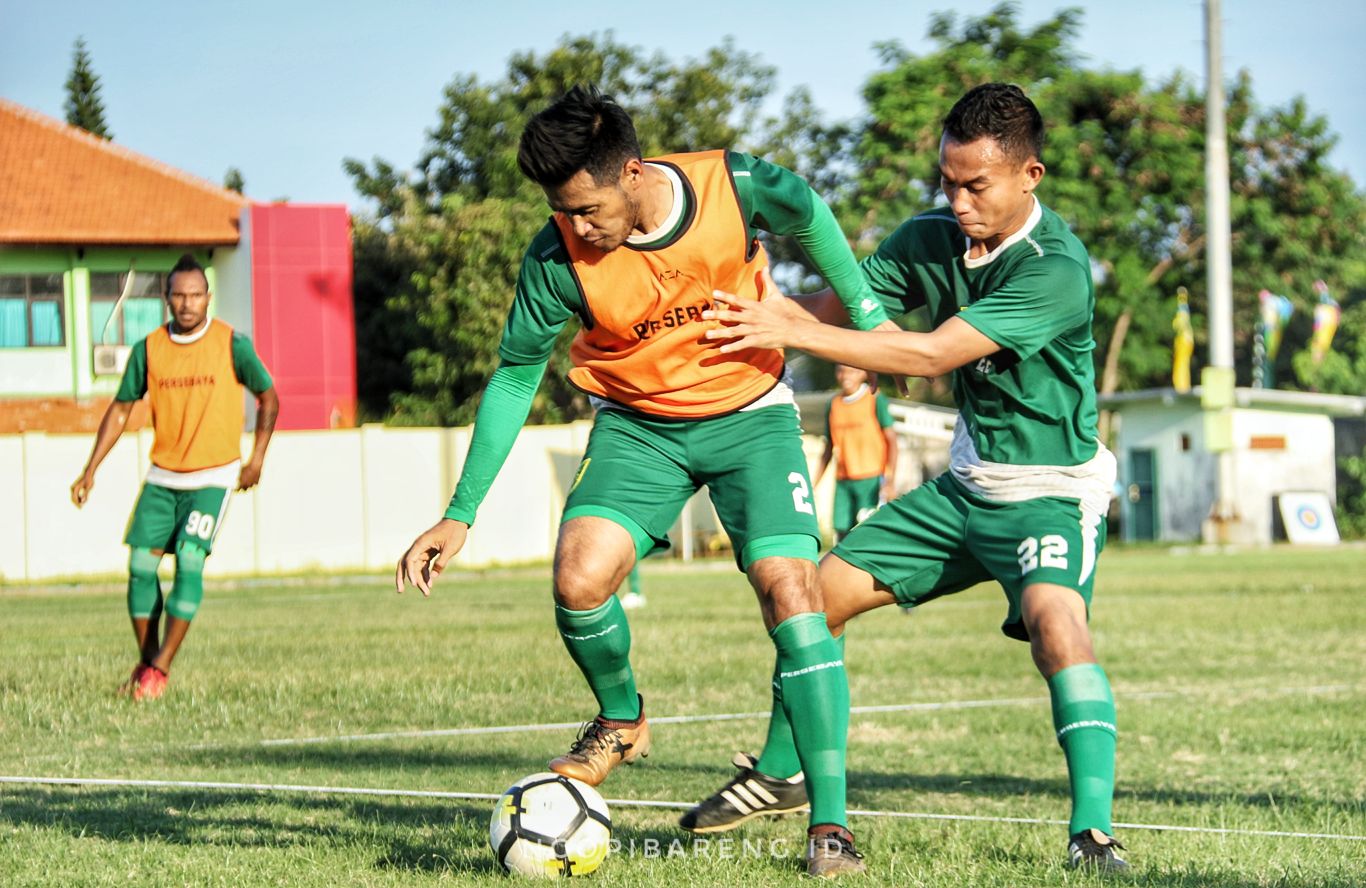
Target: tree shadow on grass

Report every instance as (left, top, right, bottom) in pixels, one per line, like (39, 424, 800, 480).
(847, 770, 1366, 816)
(0, 785, 507, 875)
(173, 743, 539, 773)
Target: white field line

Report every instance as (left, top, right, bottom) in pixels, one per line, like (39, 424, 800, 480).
(244, 684, 1356, 748)
(0, 775, 1361, 842)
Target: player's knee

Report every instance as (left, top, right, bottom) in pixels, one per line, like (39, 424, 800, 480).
(129, 547, 161, 581)
(167, 540, 208, 621)
(552, 561, 617, 610)
(127, 548, 164, 619)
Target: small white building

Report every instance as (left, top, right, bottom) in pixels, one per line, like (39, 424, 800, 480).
(1102, 388, 1366, 543)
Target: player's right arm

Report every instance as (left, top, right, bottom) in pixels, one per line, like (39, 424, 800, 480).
(71, 340, 148, 507)
(396, 225, 578, 595)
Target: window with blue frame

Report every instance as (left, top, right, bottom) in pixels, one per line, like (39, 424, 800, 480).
(90, 272, 168, 346)
(0, 274, 65, 348)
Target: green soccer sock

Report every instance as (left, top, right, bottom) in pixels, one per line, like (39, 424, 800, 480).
(771, 614, 849, 828)
(556, 597, 640, 722)
(755, 633, 845, 780)
(627, 564, 642, 596)
(1048, 663, 1117, 835)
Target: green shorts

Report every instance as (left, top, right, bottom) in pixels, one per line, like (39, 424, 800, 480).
(833, 476, 881, 534)
(564, 404, 820, 567)
(832, 473, 1106, 640)
(125, 483, 230, 554)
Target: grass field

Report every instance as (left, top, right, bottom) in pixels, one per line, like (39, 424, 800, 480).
(1, 546, 1363, 886)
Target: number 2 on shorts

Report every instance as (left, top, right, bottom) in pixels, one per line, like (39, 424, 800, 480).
(788, 472, 815, 515)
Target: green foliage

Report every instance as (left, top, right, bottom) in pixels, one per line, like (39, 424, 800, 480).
(348, 7, 1365, 442)
(1336, 453, 1366, 539)
(63, 37, 112, 140)
(346, 32, 784, 425)
(841, 4, 1366, 399)
(222, 167, 245, 194)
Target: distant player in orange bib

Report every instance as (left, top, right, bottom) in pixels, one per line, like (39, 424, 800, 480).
(396, 85, 893, 876)
(816, 365, 897, 542)
(71, 254, 278, 701)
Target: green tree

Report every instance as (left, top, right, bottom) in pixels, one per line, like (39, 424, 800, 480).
(837, 3, 1365, 404)
(223, 167, 245, 194)
(64, 37, 112, 140)
(346, 32, 787, 425)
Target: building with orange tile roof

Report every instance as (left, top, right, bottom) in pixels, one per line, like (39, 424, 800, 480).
(0, 99, 355, 433)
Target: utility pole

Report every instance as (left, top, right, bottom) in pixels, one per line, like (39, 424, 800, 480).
(1200, 0, 1248, 543)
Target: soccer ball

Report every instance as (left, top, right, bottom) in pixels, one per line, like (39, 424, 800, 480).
(490, 772, 612, 877)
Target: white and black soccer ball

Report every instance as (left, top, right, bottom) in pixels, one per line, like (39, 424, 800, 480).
(489, 772, 612, 877)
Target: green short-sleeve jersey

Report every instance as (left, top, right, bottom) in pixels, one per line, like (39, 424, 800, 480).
(116, 325, 274, 401)
(498, 150, 881, 364)
(861, 199, 1099, 468)
(874, 391, 893, 428)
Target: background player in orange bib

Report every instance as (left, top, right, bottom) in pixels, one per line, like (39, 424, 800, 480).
(71, 254, 278, 701)
(816, 364, 897, 542)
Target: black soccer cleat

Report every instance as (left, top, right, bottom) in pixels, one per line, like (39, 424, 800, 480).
(1068, 828, 1129, 872)
(679, 752, 809, 833)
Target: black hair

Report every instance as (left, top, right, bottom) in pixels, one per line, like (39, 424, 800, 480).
(516, 84, 642, 187)
(943, 83, 1044, 165)
(166, 253, 207, 295)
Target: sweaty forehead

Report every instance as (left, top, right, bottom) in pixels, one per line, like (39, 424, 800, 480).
(939, 135, 1012, 181)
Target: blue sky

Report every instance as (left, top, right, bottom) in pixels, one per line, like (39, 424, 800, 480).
(3, 1, 1362, 209)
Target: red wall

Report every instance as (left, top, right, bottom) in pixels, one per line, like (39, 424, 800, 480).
(248, 204, 356, 430)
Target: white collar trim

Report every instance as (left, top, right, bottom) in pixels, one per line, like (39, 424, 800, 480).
(628, 163, 685, 245)
(962, 197, 1043, 268)
(841, 383, 870, 404)
(168, 317, 214, 344)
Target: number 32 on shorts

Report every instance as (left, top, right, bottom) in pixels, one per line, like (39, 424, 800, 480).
(1017, 534, 1068, 575)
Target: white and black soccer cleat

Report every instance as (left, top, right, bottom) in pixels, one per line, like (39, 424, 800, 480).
(1068, 828, 1129, 872)
(679, 752, 809, 833)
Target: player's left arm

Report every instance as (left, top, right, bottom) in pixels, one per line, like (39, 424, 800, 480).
(730, 152, 888, 331)
(232, 332, 279, 491)
(876, 393, 898, 501)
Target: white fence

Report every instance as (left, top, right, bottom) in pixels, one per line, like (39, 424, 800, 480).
(1, 402, 957, 583)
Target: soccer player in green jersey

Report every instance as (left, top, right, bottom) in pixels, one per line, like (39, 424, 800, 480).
(396, 85, 892, 876)
(71, 254, 278, 701)
(690, 83, 1128, 872)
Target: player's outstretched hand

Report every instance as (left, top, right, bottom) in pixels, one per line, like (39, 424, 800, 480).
(705, 268, 805, 353)
(70, 471, 95, 508)
(396, 518, 469, 597)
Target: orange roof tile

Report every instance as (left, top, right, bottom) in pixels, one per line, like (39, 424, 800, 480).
(0, 98, 249, 246)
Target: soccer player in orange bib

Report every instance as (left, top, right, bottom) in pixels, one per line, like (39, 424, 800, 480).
(397, 85, 892, 876)
(72, 254, 278, 701)
(816, 365, 897, 543)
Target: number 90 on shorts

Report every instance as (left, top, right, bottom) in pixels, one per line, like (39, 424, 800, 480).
(124, 483, 230, 554)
